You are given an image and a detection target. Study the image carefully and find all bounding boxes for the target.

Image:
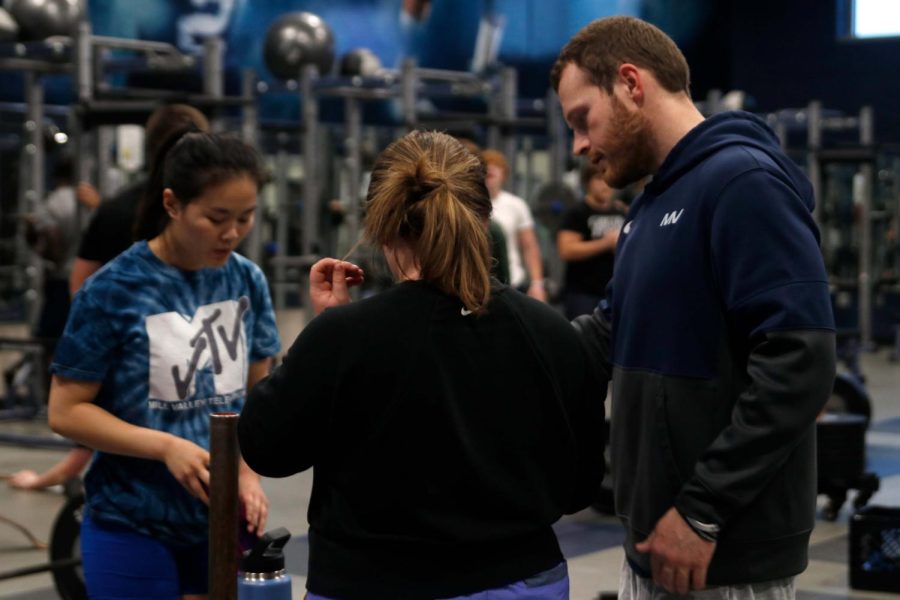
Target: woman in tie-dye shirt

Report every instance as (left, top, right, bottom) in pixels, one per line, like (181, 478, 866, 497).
(48, 130, 280, 600)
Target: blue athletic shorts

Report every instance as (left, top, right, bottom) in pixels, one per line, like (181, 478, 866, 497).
(81, 513, 209, 599)
(307, 561, 569, 600)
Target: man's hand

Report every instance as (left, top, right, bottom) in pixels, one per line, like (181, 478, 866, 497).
(309, 258, 365, 316)
(635, 507, 716, 595)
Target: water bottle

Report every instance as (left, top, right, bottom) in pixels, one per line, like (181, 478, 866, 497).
(237, 527, 293, 600)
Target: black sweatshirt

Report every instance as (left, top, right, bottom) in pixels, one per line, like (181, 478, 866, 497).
(239, 281, 605, 599)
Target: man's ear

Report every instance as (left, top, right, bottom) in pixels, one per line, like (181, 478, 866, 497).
(617, 63, 645, 106)
(162, 188, 179, 219)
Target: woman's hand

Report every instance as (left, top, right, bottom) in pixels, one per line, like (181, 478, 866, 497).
(162, 436, 211, 504)
(309, 258, 365, 315)
(7, 470, 42, 490)
(238, 469, 269, 534)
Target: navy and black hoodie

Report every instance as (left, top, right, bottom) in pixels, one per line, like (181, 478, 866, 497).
(575, 111, 836, 584)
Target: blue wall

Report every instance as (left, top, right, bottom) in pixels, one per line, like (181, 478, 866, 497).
(86, 0, 639, 80)
(3, 0, 896, 142)
(83, 0, 643, 120)
(0, 0, 686, 119)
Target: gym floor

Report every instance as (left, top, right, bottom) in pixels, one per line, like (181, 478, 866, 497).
(1, 312, 899, 600)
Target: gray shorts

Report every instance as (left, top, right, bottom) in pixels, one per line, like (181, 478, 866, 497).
(618, 559, 795, 600)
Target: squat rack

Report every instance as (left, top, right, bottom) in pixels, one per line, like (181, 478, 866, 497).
(0, 0, 258, 445)
(263, 58, 568, 312)
(765, 101, 877, 347)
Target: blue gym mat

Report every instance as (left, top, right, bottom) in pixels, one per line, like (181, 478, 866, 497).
(867, 443, 900, 478)
(554, 517, 626, 558)
(870, 415, 900, 434)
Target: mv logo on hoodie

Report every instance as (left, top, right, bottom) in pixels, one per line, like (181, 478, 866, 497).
(659, 209, 684, 227)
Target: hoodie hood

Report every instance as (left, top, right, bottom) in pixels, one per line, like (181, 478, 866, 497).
(644, 111, 815, 211)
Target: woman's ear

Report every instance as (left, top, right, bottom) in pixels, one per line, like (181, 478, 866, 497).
(162, 188, 179, 219)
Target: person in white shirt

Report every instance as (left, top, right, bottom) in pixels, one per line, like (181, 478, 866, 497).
(482, 149, 547, 301)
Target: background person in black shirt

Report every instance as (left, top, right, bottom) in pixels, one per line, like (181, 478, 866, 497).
(557, 161, 625, 319)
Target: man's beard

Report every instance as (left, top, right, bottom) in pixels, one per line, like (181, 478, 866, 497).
(592, 96, 655, 189)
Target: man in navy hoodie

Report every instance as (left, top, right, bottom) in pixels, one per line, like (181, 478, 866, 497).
(551, 16, 836, 598)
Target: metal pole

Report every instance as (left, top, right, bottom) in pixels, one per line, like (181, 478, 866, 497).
(96, 126, 116, 197)
(520, 135, 533, 202)
(486, 76, 500, 152)
(859, 105, 874, 147)
(546, 89, 566, 184)
(241, 69, 262, 266)
(894, 156, 900, 287)
(22, 71, 45, 331)
(90, 35, 183, 54)
(301, 65, 320, 258)
(407, 67, 482, 84)
(499, 67, 518, 191)
(400, 58, 417, 133)
(208, 412, 239, 600)
(241, 69, 258, 146)
(858, 105, 875, 349)
(806, 101, 823, 230)
(273, 142, 289, 311)
(23, 71, 45, 217)
(857, 168, 873, 349)
(203, 37, 225, 131)
(75, 16, 92, 104)
(301, 64, 320, 318)
(344, 96, 362, 260)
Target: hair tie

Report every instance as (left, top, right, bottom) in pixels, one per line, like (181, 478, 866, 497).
(406, 176, 443, 205)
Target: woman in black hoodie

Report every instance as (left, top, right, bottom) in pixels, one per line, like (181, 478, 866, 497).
(238, 130, 606, 600)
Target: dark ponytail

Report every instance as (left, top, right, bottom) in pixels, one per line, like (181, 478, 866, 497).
(134, 125, 196, 241)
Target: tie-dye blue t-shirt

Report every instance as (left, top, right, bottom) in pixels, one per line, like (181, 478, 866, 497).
(51, 241, 281, 546)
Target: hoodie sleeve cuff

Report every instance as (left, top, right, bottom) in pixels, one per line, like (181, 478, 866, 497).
(674, 481, 724, 537)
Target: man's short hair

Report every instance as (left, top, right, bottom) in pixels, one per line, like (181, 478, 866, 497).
(550, 16, 690, 97)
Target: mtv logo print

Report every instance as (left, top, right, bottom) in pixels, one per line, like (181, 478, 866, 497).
(147, 297, 250, 402)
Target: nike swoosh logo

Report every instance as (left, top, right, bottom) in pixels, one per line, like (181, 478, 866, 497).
(461, 307, 473, 316)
